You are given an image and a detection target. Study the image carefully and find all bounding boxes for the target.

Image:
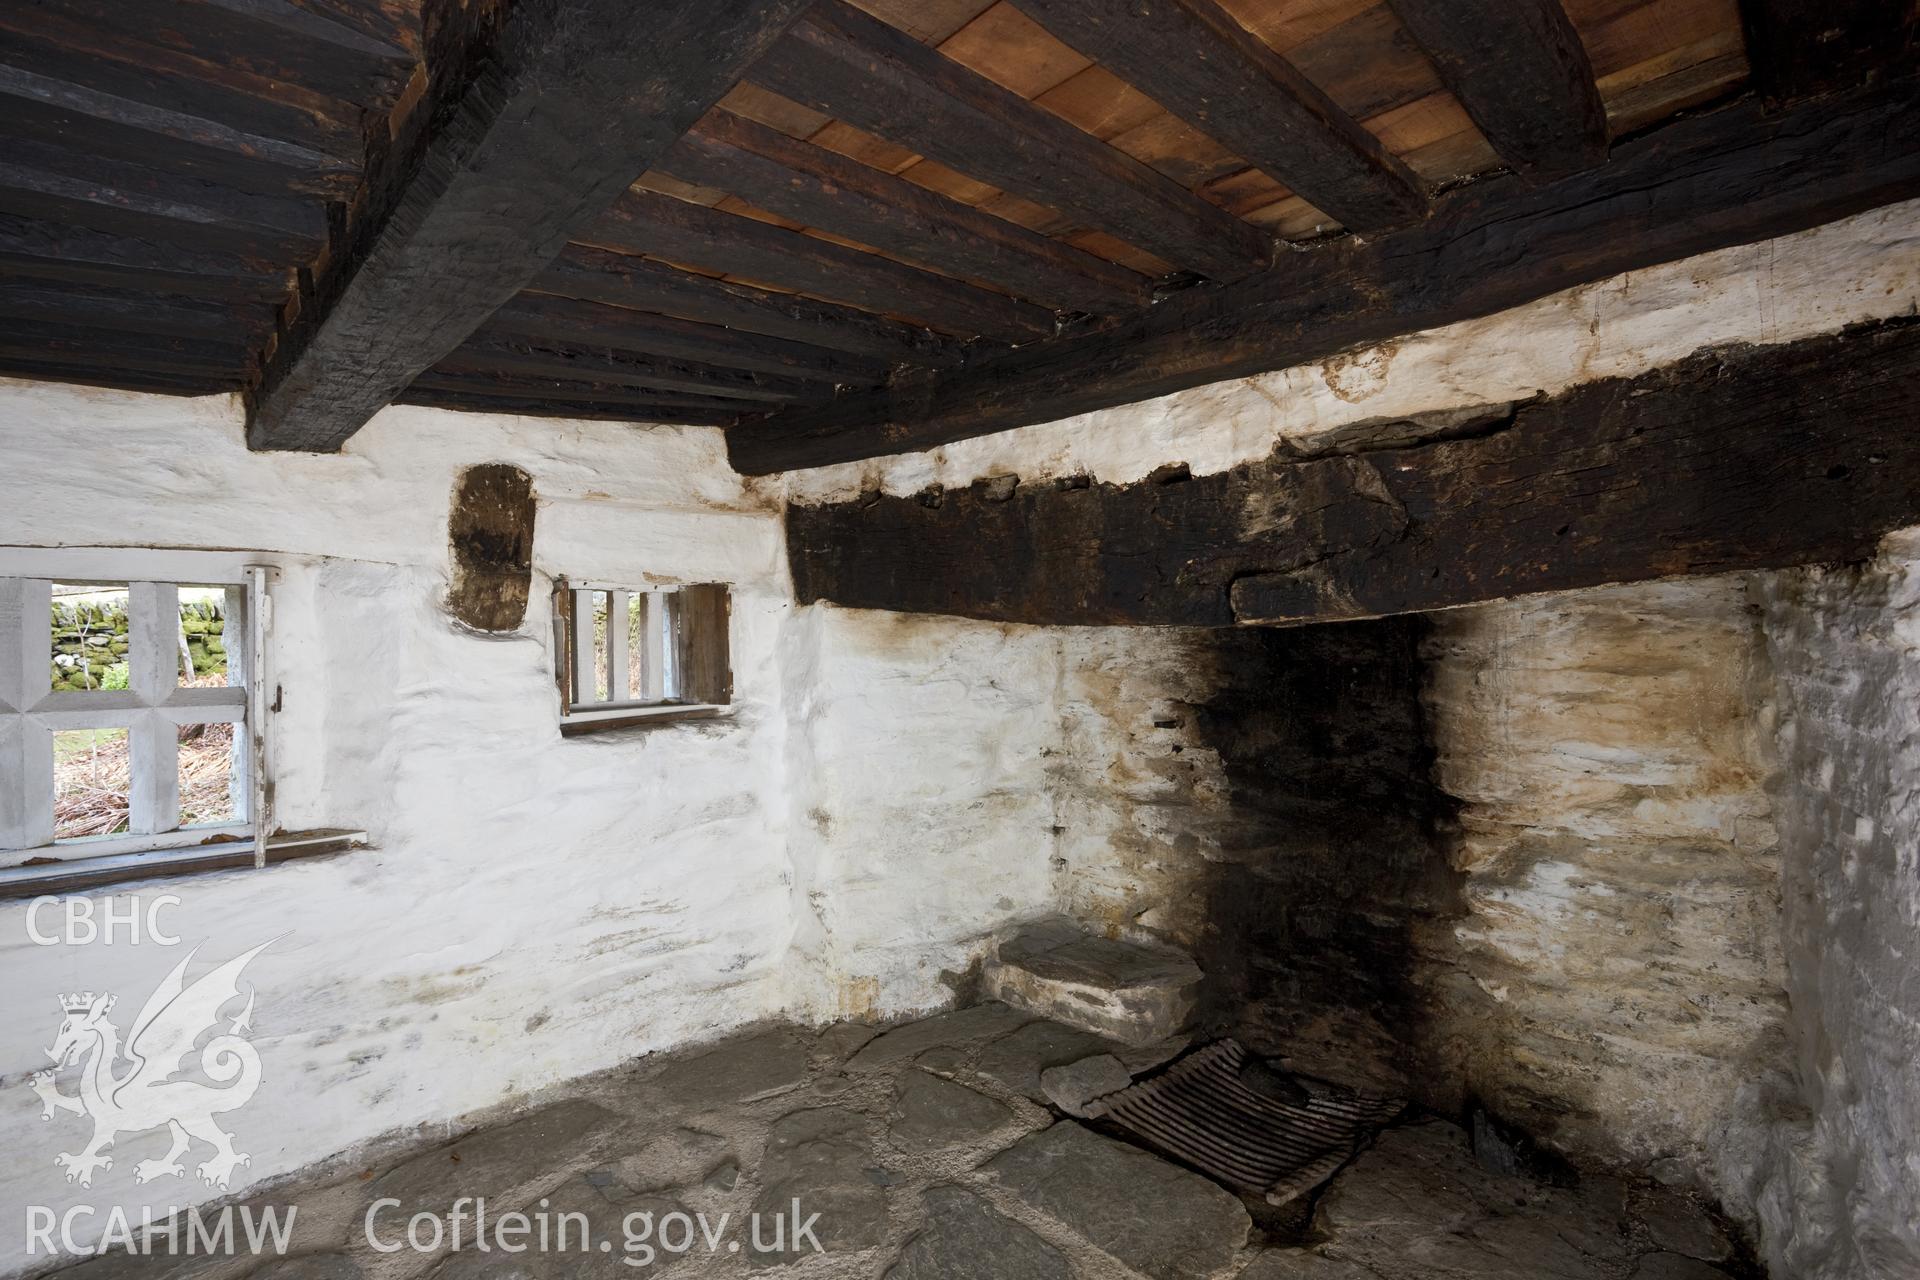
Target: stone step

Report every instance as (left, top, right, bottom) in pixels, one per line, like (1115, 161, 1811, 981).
(982, 917, 1203, 1047)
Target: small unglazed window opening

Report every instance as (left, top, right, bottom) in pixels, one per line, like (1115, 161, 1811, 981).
(552, 581, 731, 735)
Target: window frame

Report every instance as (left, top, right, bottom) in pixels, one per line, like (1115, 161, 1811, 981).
(552, 578, 732, 734)
(1, 551, 268, 866)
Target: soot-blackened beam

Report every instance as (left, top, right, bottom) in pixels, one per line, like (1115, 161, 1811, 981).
(1387, 0, 1607, 177)
(749, 0, 1272, 282)
(1010, 0, 1425, 232)
(441, 335, 821, 405)
(730, 78, 1920, 474)
(661, 110, 1150, 316)
(788, 318, 1920, 627)
(580, 191, 1057, 340)
(1739, 1, 1919, 104)
(537, 247, 957, 365)
(245, 0, 814, 452)
(480, 294, 893, 387)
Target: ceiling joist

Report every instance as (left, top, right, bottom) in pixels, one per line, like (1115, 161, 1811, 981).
(1387, 0, 1609, 177)
(660, 109, 1151, 317)
(1008, 0, 1427, 232)
(245, 0, 817, 451)
(727, 76, 1920, 475)
(581, 190, 1058, 341)
(747, 0, 1274, 282)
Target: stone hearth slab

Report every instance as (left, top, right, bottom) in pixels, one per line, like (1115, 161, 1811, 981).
(983, 1121, 1249, 1280)
(884, 1186, 1070, 1280)
(983, 918, 1202, 1045)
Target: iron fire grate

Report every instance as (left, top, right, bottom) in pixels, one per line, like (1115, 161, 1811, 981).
(1086, 1038, 1406, 1205)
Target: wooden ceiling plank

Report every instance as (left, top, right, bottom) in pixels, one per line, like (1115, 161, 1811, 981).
(727, 77, 1920, 473)
(396, 386, 741, 427)
(0, 281, 260, 343)
(0, 156, 328, 261)
(194, 0, 420, 62)
(1009, 0, 1427, 231)
(1739, 0, 1918, 103)
(0, 14, 369, 161)
(409, 369, 779, 415)
(0, 61, 353, 179)
(0, 356, 242, 394)
(0, 325, 253, 378)
(1387, 0, 1609, 176)
(539, 247, 957, 365)
(482, 295, 891, 386)
(50, 0, 412, 105)
(440, 336, 821, 404)
(663, 110, 1149, 315)
(581, 190, 1058, 340)
(0, 97, 359, 201)
(247, 0, 817, 452)
(0, 213, 285, 292)
(748, 0, 1273, 280)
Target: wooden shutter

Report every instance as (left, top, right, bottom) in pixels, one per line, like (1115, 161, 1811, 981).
(674, 584, 731, 705)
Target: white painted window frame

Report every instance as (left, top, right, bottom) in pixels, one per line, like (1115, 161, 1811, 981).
(0, 548, 274, 873)
(554, 579, 722, 728)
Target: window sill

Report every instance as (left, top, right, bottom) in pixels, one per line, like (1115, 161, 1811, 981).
(560, 703, 727, 737)
(0, 829, 368, 898)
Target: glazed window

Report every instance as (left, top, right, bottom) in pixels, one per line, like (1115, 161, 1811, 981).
(551, 581, 732, 735)
(0, 555, 361, 896)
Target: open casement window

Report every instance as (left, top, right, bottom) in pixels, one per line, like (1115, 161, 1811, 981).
(552, 581, 731, 735)
(0, 560, 360, 896)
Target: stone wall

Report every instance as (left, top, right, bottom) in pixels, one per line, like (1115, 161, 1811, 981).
(1744, 534, 1920, 1280)
(1419, 580, 1791, 1208)
(46, 596, 229, 692)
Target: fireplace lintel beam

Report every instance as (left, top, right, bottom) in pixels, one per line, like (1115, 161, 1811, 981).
(786, 317, 1920, 627)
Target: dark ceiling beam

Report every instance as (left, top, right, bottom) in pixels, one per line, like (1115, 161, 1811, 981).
(0, 357, 240, 395)
(194, 0, 420, 61)
(0, 280, 265, 342)
(51, 0, 411, 104)
(409, 369, 776, 416)
(0, 140, 329, 258)
(786, 317, 1920, 627)
(397, 386, 739, 427)
(1739, 1, 1919, 104)
(661, 110, 1150, 316)
(0, 99, 357, 201)
(581, 191, 1057, 341)
(1009, 0, 1426, 232)
(0, 62, 356, 188)
(481, 295, 889, 387)
(246, 0, 816, 453)
(439, 335, 822, 405)
(0, 322, 253, 377)
(538, 247, 957, 365)
(749, 0, 1272, 281)
(0, 214, 286, 298)
(1387, 0, 1608, 176)
(0, 15, 367, 161)
(729, 77, 1920, 475)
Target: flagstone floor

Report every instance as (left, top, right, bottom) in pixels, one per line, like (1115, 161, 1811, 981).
(54, 1003, 1756, 1280)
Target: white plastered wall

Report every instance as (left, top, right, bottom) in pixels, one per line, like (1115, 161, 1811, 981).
(0, 390, 797, 1260)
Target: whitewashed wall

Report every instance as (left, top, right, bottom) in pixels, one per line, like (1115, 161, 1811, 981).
(1747, 534, 1920, 1280)
(0, 388, 797, 1260)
